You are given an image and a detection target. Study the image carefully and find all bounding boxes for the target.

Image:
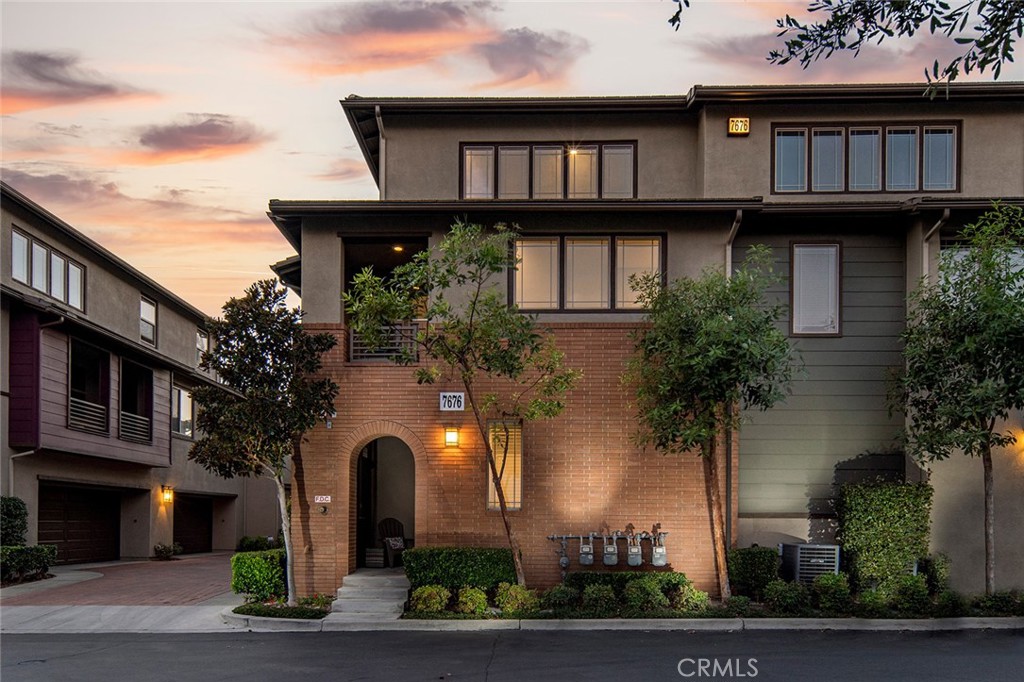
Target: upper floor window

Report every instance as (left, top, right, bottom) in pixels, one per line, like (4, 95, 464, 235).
(10, 229, 85, 310)
(196, 330, 209, 365)
(461, 142, 636, 200)
(792, 243, 841, 336)
(140, 296, 157, 345)
(514, 235, 661, 311)
(119, 360, 153, 444)
(773, 123, 958, 193)
(171, 386, 194, 438)
(68, 338, 109, 434)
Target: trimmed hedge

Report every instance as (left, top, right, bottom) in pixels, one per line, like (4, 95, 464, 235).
(231, 549, 286, 602)
(237, 535, 278, 552)
(1, 545, 57, 584)
(564, 571, 691, 597)
(727, 546, 780, 601)
(836, 481, 932, 591)
(1, 496, 28, 546)
(402, 547, 515, 590)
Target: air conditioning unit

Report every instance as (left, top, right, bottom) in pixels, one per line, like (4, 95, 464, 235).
(779, 543, 840, 585)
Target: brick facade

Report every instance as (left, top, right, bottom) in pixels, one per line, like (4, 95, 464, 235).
(290, 322, 738, 596)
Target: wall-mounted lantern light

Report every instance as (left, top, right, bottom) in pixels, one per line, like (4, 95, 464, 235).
(728, 117, 750, 136)
(161, 485, 174, 504)
(444, 426, 460, 448)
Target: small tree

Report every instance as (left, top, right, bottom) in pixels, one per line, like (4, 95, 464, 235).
(190, 280, 338, 606)
(627, 246, 795, 599)
(891, 204, 1024, 595)
(344, 222, 580, 586)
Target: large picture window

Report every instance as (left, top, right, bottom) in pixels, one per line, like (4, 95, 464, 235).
(487, 421, 522, 511)
(792, 243, 841, 335)
(10, 229, 85, 310)
(461, 141, 636, 200)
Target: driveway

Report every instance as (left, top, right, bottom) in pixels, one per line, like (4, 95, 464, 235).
(1, 552, 234, 606)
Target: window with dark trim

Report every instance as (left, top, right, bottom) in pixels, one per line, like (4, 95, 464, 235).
(513, 235, 662, 311)
(140, 296, 157, 346)
(10, 229, 85, 310)
(487, 421, 522, 511)
(119, 360, 153, 444)
(68, 338, 109, 434)
(791, 243, 841, 336)
(772, 123, 959, 193)
(461, 142, 636, 200)
(171, 385, 194, 438)
(196, 330, 209, 365)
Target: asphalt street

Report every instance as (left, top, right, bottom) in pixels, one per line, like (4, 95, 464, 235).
(3, 629, 1022, 682)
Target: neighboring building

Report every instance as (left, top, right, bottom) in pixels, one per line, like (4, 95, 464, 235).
(1, 182, 278, 563)
(268, 83, 1024, 596)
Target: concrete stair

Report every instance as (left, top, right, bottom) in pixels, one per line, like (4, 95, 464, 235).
(330, 568, 409, 621)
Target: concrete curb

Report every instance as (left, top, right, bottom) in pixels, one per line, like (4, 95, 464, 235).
(221, 608, 325, 632)
(743, 617, 1024, 631)
(520, 618, 744, 631)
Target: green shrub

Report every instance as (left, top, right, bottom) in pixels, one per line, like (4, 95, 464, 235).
(724, 595, 752, 617)
(622, 576, 670, 612)
(0, 545, 57, 584)
(972, 591, 1024, 616)
(454, 587, 489, 615)
(836, 481, 932, 591)
(542, 585, 579, 610)
(727, 546, 780, 601)
(918, 553, 952, 595)
(764, 579, 810, 616)
(854, 587, 890, 618)
(410, 585, 451, 613)
(297, 593, 336, 610)
(564, 571, 691, 598)
(230, 549, 286, 603)
(1, 496, 28, 546)
(581, 584, 618, 616)
(670, 584, 711, 613)
(495, 582, 538, 614)
(889, 574, 931, 616)
(233, 603, 328, 619)
(934, 590, 969, 618)
(153, 542, 183, 560)
(402, 547, 515, 591)
(237, 535, 277, 552)
(811, 573, 852, 614)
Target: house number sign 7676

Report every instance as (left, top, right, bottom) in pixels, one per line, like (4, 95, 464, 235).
(439, 392, 465, 411)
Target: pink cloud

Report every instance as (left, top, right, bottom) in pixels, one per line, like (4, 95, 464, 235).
(107, 114, 273, 165)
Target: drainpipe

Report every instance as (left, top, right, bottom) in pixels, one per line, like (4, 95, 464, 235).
(375, 105, 387, 200)
(724, 209, 743, 279)
(723, 210, 742, 547)
(922, 209, 950, 282)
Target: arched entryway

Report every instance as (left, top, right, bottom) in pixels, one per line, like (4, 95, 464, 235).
(355, 436, 415, 568)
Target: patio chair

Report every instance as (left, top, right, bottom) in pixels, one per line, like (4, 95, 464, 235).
(378, 517, 406, 568)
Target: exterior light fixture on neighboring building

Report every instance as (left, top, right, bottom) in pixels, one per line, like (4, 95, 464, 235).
(392, 245, 404, 252)
(728, 117, 750, 136)
(444, 427, 460, 448)
(161, 485, 174, 503)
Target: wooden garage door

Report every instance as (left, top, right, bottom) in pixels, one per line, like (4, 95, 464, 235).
(173, 494, 213, 554)
(38, 484, 121, 564)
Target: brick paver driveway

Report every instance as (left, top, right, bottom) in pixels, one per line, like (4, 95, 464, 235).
(2, 552, 233, 606)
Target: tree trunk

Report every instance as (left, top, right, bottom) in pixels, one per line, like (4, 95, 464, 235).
(982, 445, 995, 596)
(703, 436, 731, 601)
(465, 388, 527, 586)
(274, 473, 297, 606)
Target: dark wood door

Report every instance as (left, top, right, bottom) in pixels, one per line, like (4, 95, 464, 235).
(38, 484, 120, 564)
(173, 494, 213, 554)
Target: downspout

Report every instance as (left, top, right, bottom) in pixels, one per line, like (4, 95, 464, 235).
(922, 209, 950, 282)
(724, 210, 742, 546)
(375, 105, 386, 200)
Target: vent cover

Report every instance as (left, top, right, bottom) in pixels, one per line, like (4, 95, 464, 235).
(780, 543, 840, 584)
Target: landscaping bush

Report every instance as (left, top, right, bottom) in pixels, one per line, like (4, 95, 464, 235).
(410, 585, 451, 613)
(542, 585, 579, 610)
(1, 496, 28, 546)
(889, 574, 931, 616)
(581, 584, 618, 616)
(564, 571, 691, 598)
(727, 546, 780, 601)
(854, 587, 890, 618)
(763, 579, 810, 616)
(934, 590, 969, 618)
(972, 591, 1024, 617)
(724, 595, 752, 617)
(622, 576, 670, 612)
(230, 549, 286, 603)
(402, 547, 515, 591)
(670, 584, 711, 613)
(836, 481, 932, 591)
(236, 535, 277, 552)
(0, 545, 57, 584)
(153, 542, 183, 560)
(811, 573, 852, 614)
(454, 587, 489, 615)
(495, 582, 538, 614)
(233, 603, 328, 620)
(919, 553, 952, 596)
(298, 593, 336, 610)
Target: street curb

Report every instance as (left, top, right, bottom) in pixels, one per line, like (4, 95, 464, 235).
(520, 618, 743, 631)
(742, 617, 1024, 631)
(221, 608, 325, 632)
(324, 618, 520, 632)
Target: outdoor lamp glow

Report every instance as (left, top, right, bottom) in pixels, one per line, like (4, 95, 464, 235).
(444, 427, 460, 447)
(161, 485, 174, 503)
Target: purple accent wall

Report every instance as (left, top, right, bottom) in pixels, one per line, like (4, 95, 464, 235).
(8, 309, 41, 448)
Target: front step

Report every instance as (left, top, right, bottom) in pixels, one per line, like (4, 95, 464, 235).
(332, 569, 410, 616)
(337, 586, 410, 600)
(335, 598, 405, 614)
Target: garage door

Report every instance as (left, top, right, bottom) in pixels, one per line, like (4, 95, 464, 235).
(173, 494, 213, 554)
(38, 484, 121, 564)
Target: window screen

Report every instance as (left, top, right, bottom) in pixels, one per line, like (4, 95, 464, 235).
(498, 146, 529, 199)
(792, 244, 840, 334)
(775, 130, 807, 192)
(533, 146, 563, 199)
(463, 146, 495, 199)
(923, 127, 955, 190)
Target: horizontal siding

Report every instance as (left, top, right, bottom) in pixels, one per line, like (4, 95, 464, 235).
(736, 229, 905, 516)
(38, 329, 172, 467)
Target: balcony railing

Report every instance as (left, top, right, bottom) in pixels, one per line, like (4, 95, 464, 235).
(119, 411, 152, 444)
(68, 397, 108, 434)
(349, 324, 418, 362)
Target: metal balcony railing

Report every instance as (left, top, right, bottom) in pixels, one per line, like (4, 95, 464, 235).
(349, 324, 418, 362)
(68, 397, 108, 434)
(119, 411, 152, 444)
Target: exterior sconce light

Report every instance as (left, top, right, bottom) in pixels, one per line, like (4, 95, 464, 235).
(392, 244, 404, 252)
(161, 485, 174, 504)
(728, 117, 750, 136)
(444, 427, 460, 448)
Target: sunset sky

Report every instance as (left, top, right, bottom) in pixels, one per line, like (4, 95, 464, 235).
(3, 1, 1020, 314)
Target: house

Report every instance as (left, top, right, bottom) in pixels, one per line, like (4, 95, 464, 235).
(1, 182, 278, 563)
(267, 83, 1024, 596)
